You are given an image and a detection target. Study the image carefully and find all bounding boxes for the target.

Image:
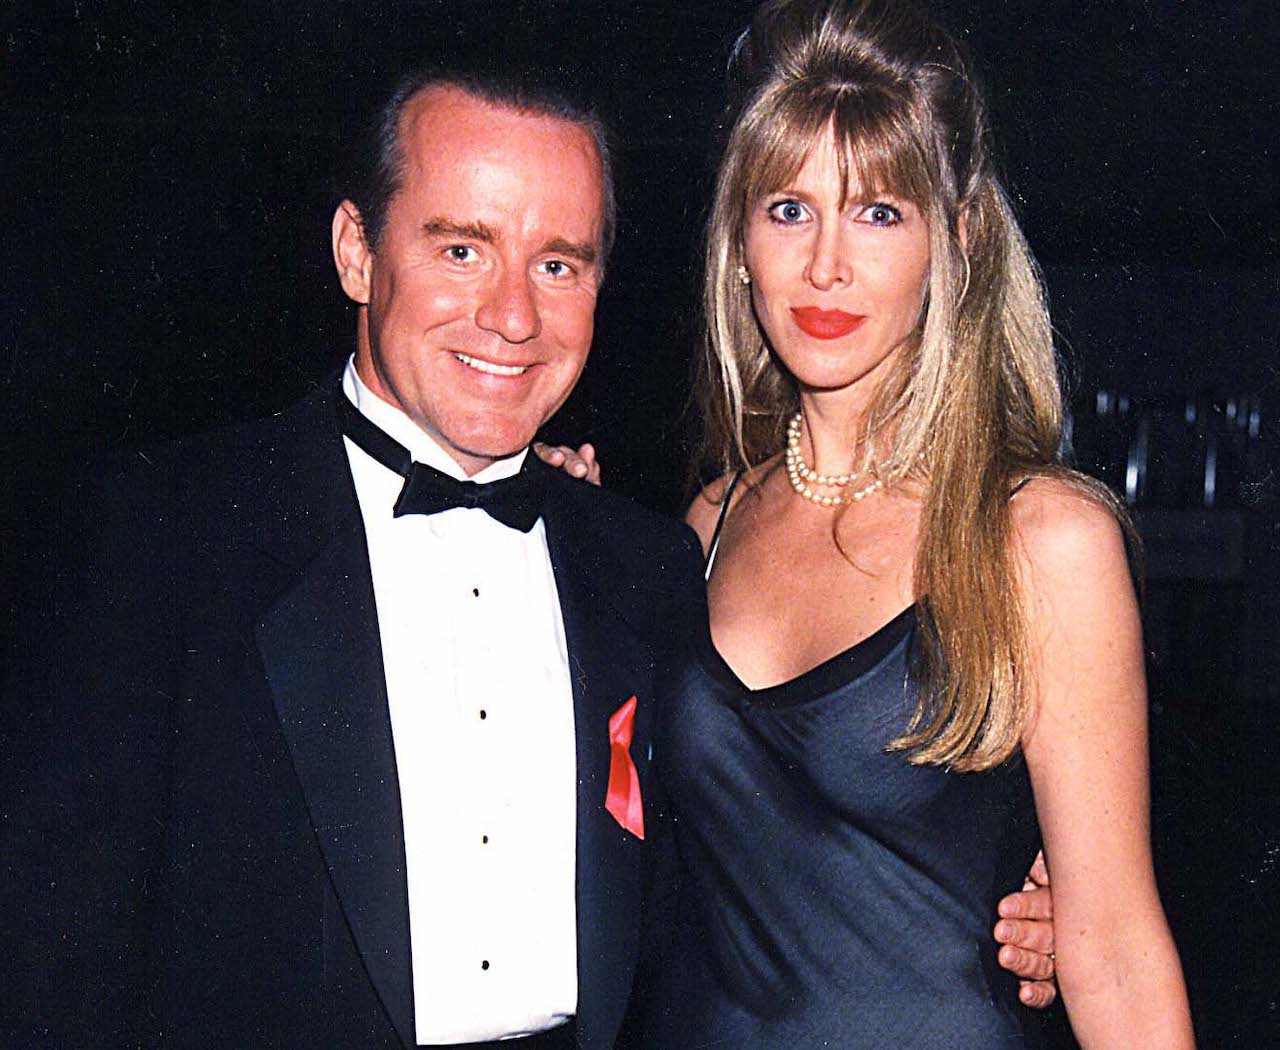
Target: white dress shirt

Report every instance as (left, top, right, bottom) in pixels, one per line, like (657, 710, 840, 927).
(340, 360, 578, 1044)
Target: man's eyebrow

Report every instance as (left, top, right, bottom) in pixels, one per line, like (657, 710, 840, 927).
(543, 238, 598, 266)
(420, 218, 498, 243)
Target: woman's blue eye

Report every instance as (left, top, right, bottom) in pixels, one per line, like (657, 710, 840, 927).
(769, 200, 807, 224)
(864, 203, 902, 226)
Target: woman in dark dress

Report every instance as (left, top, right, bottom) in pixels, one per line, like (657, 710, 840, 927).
(649, 0, 1193, 1045)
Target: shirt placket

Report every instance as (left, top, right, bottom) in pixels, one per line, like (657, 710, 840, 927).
(455, 516, 507, 990)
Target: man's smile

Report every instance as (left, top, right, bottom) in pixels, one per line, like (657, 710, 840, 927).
(452, 351, 531, 377)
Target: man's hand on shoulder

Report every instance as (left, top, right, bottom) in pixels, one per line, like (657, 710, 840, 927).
(534, 442, 602, 485)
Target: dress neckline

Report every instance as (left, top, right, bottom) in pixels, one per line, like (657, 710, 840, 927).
(696, 604, 918, 709)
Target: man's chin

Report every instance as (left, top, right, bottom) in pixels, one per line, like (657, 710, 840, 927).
(446, 432, 538, 477)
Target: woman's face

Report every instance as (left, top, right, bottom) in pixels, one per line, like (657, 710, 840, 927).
(742, 129, 931, 401)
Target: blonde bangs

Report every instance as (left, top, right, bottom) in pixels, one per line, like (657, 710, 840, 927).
(737, 80, 938, 223)
(829, 86, 937, 209)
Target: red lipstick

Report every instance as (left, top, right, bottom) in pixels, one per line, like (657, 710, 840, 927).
(790, 307, 867, 340)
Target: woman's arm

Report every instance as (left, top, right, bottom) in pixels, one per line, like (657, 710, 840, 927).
(1015, 479, 1193, 1048)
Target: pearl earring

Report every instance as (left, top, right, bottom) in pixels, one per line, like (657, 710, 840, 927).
(737, 264, 751, 286)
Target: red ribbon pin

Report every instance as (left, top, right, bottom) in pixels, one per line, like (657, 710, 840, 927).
(605, 695, 644, 839)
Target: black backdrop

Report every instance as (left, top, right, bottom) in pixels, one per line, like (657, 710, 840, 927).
(3, 2, 1278, 1046)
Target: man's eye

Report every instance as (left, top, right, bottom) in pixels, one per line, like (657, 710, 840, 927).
(861, 202, 903, 226)
(541, 259, 571, 277)
(446, 245, 477, 262)
(767, 200, 809, 224)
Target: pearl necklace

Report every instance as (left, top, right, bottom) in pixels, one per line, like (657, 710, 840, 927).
(785, 412, 883, 507)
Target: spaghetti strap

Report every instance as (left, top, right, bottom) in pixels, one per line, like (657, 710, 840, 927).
(1009, 476, 1034, 499)
(704, 472, 743, 581)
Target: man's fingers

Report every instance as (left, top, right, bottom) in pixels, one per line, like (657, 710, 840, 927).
(994, 917, 1054, 955)
(997, 884, 1052, 921)
(532, 442, 567, 465)
(574, 443, 602, 485)
(531, 441, 602, 485)
(998, 944, 1055, 983)
(1028, 850, 1050, 887)
(1018, 980, 1058, 1009)
(532, 442, 601, 481)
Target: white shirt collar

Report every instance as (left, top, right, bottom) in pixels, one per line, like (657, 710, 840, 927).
(341, 356, 528, 483)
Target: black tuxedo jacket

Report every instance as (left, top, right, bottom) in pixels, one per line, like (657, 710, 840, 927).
(0, 385, 704, 1049)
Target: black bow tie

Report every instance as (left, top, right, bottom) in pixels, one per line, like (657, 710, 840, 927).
(335, 386, 547, 533)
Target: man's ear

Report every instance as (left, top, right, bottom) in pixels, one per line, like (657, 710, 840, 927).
(332, 199, 373, 305)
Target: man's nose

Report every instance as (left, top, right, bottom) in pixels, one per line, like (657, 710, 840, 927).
(475, 266, 542, 343)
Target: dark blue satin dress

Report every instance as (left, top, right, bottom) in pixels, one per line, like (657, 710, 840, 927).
(648, 601, 1041, 1048)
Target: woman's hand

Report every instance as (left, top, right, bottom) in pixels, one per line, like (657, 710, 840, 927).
(533, 442, 602, 486)
(994, 850, 1057, 1007)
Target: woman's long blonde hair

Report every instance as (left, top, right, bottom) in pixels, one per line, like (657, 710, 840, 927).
(696, 0, 1127, 771)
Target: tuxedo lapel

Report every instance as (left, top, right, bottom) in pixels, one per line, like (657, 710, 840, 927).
(251, 397, 415, 1046)
(540, 471, 660, 1046)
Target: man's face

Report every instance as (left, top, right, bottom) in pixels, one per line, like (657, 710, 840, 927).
(334, 86, 605, 475)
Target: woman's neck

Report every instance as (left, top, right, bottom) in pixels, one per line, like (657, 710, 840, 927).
(796, 391, 877, 477)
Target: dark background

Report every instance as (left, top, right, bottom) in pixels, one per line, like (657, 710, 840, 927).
(2, 1, 1277, 1045)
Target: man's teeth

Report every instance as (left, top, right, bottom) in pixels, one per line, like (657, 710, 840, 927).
(454, 353, 529, 376)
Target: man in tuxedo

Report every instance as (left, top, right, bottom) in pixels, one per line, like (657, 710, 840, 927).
(1, 67, 1054, 1049)
(2, 69, 704, 1049)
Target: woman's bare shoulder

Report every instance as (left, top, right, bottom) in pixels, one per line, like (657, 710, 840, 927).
(684, 457, 777, 551)
(685, 473, 738, 552)
(1009, 474, 1131, 594)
